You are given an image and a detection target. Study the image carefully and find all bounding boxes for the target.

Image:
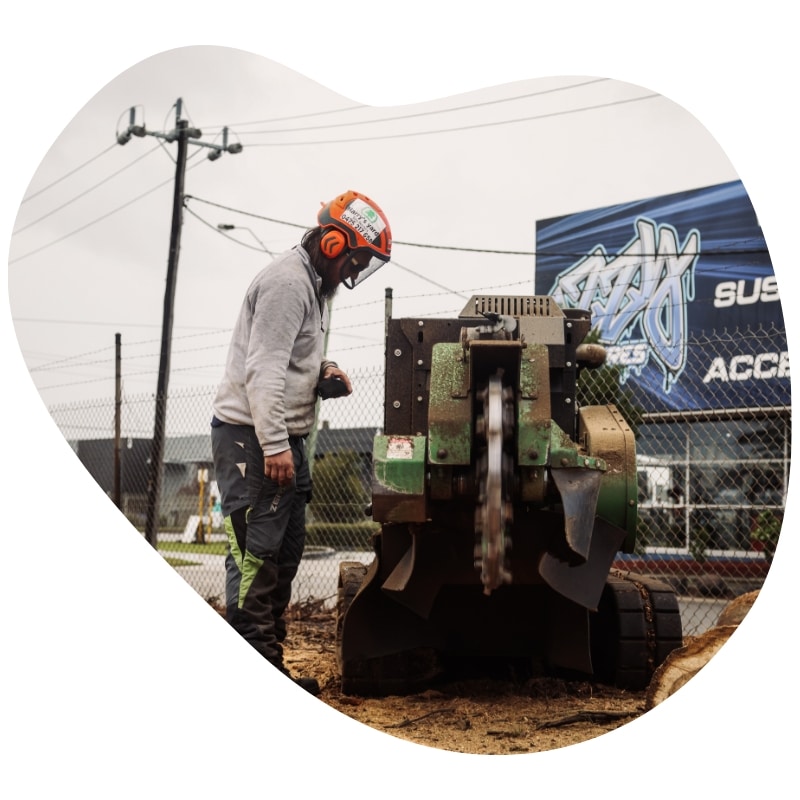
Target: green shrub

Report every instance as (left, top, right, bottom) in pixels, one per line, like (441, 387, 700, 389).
(751, 509, 781, 563)
(309, 451, 370, 523)
(305, 521, 379, 551)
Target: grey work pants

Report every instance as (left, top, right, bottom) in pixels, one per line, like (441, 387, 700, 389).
(211, 420, 311, 666)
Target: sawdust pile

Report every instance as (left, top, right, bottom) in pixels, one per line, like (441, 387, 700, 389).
(208, 587, 758, 755)
(276, 599, 647, 755)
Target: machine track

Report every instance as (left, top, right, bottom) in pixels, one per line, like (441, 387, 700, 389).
(589, 569, 684, 690)
(335, 561, 369, 644)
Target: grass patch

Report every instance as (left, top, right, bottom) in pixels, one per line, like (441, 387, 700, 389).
(157, 541, 227, 556)
(164, 556, 202, 567)
(305, 521, 378, 551)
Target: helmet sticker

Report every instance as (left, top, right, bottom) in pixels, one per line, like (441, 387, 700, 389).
(340, 198, 386, 244)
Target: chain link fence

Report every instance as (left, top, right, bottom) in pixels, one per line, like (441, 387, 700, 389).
(49, 324, 789, 638)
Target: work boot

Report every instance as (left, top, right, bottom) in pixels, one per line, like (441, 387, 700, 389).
(275, 664, 320, 696)
(292, 675, 321, 696)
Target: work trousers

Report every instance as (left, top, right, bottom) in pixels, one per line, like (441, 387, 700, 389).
(211, 420, 311, 667)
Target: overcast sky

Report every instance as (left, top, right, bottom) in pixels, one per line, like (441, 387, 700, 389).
(3, 3, 798, 796)
(8, 49, 743, 414)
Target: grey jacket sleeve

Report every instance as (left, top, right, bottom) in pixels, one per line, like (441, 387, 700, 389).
(246, 274, 314, 455)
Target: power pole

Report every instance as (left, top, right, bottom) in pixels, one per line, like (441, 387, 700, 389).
(113, 332, 122, 509)
(117, 98, 242, 548)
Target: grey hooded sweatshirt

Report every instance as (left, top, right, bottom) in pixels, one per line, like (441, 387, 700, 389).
(212, 245, 337, 456)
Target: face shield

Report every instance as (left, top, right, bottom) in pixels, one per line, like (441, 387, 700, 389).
(342, 250, 389, 290)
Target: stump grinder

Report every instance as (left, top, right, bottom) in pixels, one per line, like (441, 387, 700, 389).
(335, 295, 683, 695)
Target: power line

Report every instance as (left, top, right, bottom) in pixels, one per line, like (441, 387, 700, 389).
(20, 142, 119, 203)
(186, 200, 470, 298)
(19, 81, 606, 214)
(27, 334, 232, 374)
(219, 103, 367, 129)
(10, 84, 666, 259)
(186, 195, 766, 258)
(15, 316, 229, 332)
(184, 205, 277, 255)
(13, 144, 163, 235)
(8, 174, 174, 264)
(389, 258, 470, 299)
(23, 103, 360, 207)
(236, 78, 610, 135)
(241, 93, 661, 147)
(189, 194, 537, 255)
(7, 153, 217, 264)
(36, 360, 227, 393)
(27, 284, 778, 391)
(12, 89, 722, 267)
(186, 194, 309, 230)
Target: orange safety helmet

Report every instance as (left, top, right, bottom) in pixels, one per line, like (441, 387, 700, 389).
(317, 190, 392, 288)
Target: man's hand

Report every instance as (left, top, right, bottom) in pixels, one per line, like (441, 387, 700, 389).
(322, 365, 352, 395)
(264, 449, 294, 486)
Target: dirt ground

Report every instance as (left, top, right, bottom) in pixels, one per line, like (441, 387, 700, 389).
(275, 599, 650, 755)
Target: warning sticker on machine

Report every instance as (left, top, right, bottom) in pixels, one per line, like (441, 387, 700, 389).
(386, 436, 414, 459)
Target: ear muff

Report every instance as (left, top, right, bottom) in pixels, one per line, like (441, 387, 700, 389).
(320, 228, 347, 258)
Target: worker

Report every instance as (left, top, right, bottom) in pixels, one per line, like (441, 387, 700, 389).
(210, 191, 392, 695)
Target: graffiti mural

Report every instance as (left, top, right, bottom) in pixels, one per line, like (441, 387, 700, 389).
(535, 180, 787, 412)
(549, 217, 699, 391)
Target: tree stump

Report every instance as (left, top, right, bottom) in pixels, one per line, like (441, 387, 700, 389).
(644, 590, 759, 709)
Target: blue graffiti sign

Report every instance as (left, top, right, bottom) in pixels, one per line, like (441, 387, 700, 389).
(534, 180, 787, 411)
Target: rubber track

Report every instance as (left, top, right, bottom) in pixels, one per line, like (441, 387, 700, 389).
(335, 561, 368, 653)
(591, 569, 684, 690)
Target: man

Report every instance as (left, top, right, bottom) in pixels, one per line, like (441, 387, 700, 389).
(211, 190, 392, 694)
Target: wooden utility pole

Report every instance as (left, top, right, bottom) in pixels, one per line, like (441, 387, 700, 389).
(113, 332, 122, 508)
(117, 98, 242, 548)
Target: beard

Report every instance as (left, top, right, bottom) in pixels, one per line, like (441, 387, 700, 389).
(320, 270, 340, 300)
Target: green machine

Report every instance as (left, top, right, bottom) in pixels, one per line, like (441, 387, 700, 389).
(336, 295, 682, 695)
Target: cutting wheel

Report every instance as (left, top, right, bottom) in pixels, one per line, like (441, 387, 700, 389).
(475, 372, 514, 594)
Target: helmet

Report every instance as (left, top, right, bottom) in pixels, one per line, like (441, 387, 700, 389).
(317, 190, 392, 288)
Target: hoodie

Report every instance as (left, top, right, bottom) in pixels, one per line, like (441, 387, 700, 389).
(212, 245, 337, 455)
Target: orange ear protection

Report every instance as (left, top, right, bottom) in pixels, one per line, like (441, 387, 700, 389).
(320, 228, 347, 258)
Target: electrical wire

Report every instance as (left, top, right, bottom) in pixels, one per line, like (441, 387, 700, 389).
(10, 89, 679, 264)
(8, 158, 208, 265)
(28, 288, 751, 383)
(20, 142, 119, 203)
(8, 174, 174, 264)
(187, 201, 470, 298)
(190, 195, 533, 255)
(235, 79, 611, 135)
(204, 79, 612, 134)
(13, 88, 775, 390)
(242, 93, 662, 147)
(217, 103, 368, 130)
(185, 205, 277, 256)
(388, 258, 470, 299)
(13, 144, 163, 235)
(186, 194, 766, 259)
(185, 194, 308, 230)
(18, 81, 617, 217)
(25, 326, 232, 374)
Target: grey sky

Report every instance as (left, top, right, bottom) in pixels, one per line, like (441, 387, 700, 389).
(3, 2, 797, 795)
(7, 51, 743, 414)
